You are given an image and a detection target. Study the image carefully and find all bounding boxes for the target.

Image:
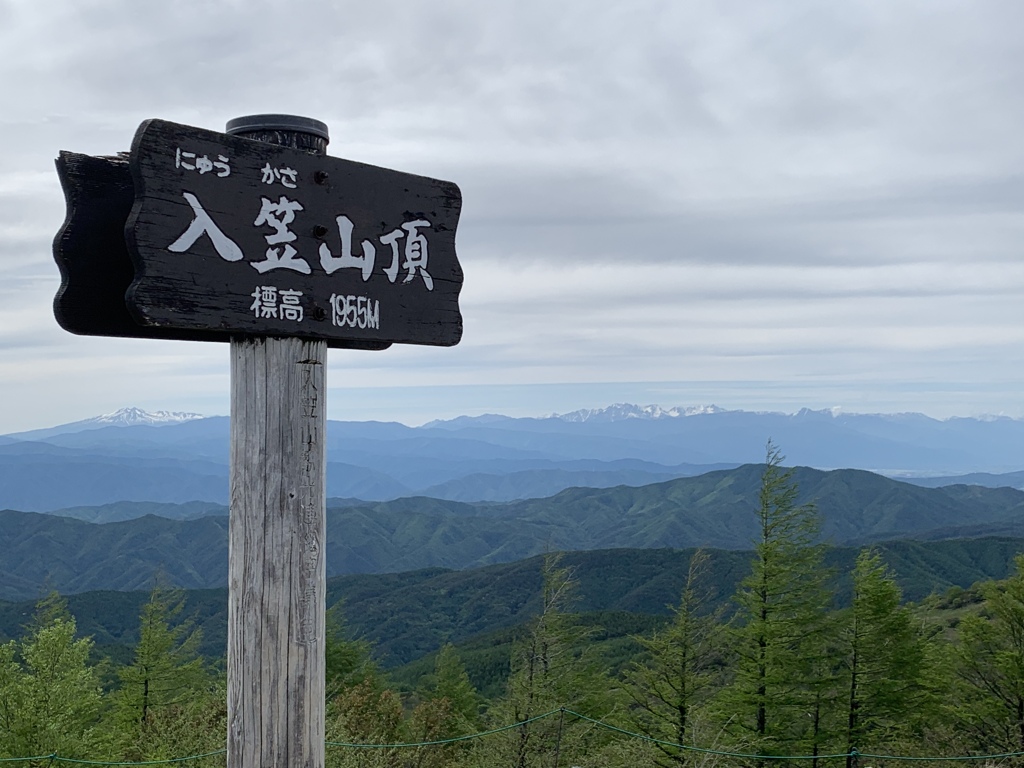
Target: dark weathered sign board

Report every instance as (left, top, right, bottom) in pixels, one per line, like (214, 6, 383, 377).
(54, 119, 464, 349)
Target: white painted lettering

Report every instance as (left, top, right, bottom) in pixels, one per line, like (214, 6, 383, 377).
(329, 294, 380, 330)
(174, 148, 231, 177)
(356, 296, 367, 329)
(380, 219, 433, 290)
(250, 286, 305, 322)
(167, 192, 244, 262)
(252, 196, 310, 274)
(279, 289, 304, 321)
(319, 215, 375, 279)
(260, 163, 299, 188)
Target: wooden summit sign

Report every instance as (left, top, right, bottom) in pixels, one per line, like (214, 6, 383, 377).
(55, 118, 463, 348)
(55, 115, 464, 768)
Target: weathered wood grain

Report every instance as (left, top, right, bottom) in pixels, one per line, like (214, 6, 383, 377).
(227, 115, 330, 768)
(228, 336, 326, 768)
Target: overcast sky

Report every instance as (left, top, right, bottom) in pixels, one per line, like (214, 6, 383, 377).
(0, 0, 1021, 431)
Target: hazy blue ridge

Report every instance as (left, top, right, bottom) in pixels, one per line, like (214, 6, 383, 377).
(901, 470, 1024, 491)
(1, 407, 1022, 511)
(0, 409, 1019, 518)
(46, 500, 228, 524)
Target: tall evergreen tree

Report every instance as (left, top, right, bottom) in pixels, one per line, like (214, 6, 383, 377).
(106, 585, 213, 761)
(429, 643, 480, 731)
(391, 643, 483, 768)
(325, 678, 404, 768)
(723, 442, 832, 763)
(471, 553, 606, 768)
(623, 549, 726, 767)
(841, 549, 927, 765)
(954, 553, 1024, 755)
(324, 603, 376, 702)
(0, 640, 24, 758)
(2, 593, 102, 759)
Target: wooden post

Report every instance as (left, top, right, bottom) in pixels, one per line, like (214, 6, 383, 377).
(226, 116, 329, 768)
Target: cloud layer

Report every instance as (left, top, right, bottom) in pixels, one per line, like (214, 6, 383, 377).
(0, 0, 1021, 429)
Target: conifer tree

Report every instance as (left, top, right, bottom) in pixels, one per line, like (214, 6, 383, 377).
(954, 554, 1024, 755)
(841, 549, 927, 765)
(429, 642, 480, 731)
(472, 553, 605, 768)
(623, 549, 726, 767)
(107, 585, 213, 761)
(394, 643, 482, 768)
(322, 606, 396, 768)
(4, 593, 102, 759)
(723, 442, 832, 763)
(325, 678, 404, 768)
(0, 640, 24, 758)
(324, 603, 376, 702)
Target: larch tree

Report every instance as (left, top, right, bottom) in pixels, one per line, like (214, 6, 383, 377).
(0, 640, 24, 758)
(394, 643, 482, 768)
(324, 603, 376, 702)
(841, 549, 928, 765)
(107, 585, 213, 761)
(5, 593, 103, 760)
(623, 549, 727, 768)
(723, 442, 833, 764)
(954, 554, 1024, 756)
(429, 642, 481, 732)
(471, 553, 605, 768)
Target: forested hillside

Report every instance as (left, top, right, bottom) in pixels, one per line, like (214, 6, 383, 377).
(3, 465, 1024, 600)
(3, 536, 1022, 667)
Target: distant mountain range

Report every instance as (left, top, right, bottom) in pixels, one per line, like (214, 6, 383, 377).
(430, 403, 730, 425)
(7, 407, 204, 441)
(0, 405, 1021, 513)
(2, 465, 1024, 601)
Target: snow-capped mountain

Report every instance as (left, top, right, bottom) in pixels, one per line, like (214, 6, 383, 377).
(5, 407, 206, 441)
(90, 407, 204, 427)
(554, 403, 726, 422)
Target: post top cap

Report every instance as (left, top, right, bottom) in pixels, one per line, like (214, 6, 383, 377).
(226, 114, 329, 142)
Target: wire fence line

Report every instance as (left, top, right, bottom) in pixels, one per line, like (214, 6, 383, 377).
(3, 707, 1023, 765)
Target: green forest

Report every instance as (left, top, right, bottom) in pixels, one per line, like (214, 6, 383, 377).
(3, 448, 1024, 768)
